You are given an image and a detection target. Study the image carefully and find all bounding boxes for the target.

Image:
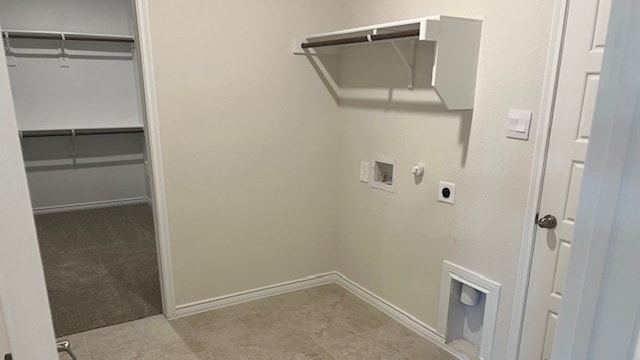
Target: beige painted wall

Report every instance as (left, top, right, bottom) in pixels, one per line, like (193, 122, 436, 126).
(147, 0, 556, 357)
(334, 1, 555, 359)
(146, 0, 345, 305)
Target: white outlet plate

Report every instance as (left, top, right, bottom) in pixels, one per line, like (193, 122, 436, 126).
(506, 109, 532, 140)
(360, 161, 369, 183)
(438, 181, 456, 204)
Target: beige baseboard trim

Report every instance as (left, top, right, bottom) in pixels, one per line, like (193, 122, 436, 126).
(175, 271, 463, 359)
(175, 272, 338, 318)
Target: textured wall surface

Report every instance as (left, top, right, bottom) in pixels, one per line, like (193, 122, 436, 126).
(147, 0, 345, 305)
(147, 1, 555, 358)
(334, 1, 555, 358)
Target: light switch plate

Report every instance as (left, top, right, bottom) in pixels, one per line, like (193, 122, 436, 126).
(360, 161, 369, 183)
(506, 109, 532, 140)
(438, 181, 456, 204)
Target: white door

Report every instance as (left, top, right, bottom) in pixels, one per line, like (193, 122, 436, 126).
(518, 0, 612, 359)
(0, 20, 58, 359)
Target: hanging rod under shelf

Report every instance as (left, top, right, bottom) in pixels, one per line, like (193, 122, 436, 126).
(19, 127, 144, 138)
(2, 30, 134, 43)
(301, 29, 420, 49)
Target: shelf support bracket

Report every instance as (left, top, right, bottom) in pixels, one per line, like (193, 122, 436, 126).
(59, 33, 69, 68)
(3, 32, 17, 67)
(67, 129, 78, 166)
(390, 39, 417, 90)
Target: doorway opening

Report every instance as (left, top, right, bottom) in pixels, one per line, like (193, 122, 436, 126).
(1, 0, 165, 337)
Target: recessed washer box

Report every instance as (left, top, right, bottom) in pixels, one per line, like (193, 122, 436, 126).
(371, 156, 396, 193)
(438, 261, 501, 360)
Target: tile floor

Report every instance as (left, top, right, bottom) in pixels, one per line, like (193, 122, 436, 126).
(58, 284, 456, 360)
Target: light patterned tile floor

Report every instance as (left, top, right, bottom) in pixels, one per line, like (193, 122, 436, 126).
(58, 284, 456, 360)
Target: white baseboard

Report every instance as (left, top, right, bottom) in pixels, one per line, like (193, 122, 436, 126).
(333, 272, 464, 360)
(175, 272, 338, 318)
(32, 197, 151, 215)
(175, 271, 463, 359)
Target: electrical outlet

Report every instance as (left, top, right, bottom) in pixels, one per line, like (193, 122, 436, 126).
(360, 161, 369, 183)
(438, 181, 455, 204)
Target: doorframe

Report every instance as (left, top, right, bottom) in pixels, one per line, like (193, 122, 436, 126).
(553, 0, 640, 356)
(0, 0, 178, 329)
(0, 20, 58, 359)
(505, 0, 570, 357)
(133, 0, 177, 319)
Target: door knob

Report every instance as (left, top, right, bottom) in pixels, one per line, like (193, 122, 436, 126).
(537, 214, 558, 229)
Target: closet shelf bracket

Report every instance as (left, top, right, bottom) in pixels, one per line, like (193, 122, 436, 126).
(60, 34, 70, 68)
(390, 39, 417, 90)
(67, 130, 78, 163)
(3, 32, 17, 66)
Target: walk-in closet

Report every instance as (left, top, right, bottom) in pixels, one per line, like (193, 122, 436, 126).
(1, 0, 162, 337)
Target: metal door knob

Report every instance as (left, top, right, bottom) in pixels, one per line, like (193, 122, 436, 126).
(537, 214, 558, 229)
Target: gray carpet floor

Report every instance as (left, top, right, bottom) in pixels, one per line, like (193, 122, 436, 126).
(35, 203, 162, 337)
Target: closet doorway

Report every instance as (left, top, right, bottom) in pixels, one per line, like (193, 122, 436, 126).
(0, 0, 171, 337)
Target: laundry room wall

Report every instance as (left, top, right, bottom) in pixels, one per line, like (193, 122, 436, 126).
(333, 1, 556, 358)
(145, 0, 345, 306)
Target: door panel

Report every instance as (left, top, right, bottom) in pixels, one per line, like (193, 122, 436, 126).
(551, 241, 570, 296)
(541, 313, 558, 360)
(518, 0, 612, 358)
(577, 75, 599, 139)
(592, 0, 612, 49)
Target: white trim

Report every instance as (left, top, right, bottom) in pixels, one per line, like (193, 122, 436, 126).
(0, 21, 58, 358)
(176, 272, 338, 317)
(506, 0, 569, 357)
(337, 273, 444, 344)
(634, 326, 640, 360)
(32, 197, 150, 215)
(632, 310, 640, 360)
(333, 272, 463, 360)
(553, 0, 640, 357)
(133, 0, 177, 319)
(437, 261, 501, 360)
(174, 271, 463, 359)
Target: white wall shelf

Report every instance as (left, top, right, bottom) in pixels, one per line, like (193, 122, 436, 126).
(293, 16, 482, 110)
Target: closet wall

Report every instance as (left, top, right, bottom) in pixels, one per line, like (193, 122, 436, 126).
(0, 0, 148, 211)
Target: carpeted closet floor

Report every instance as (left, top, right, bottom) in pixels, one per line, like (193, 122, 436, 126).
(35, 203, 162, 337)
